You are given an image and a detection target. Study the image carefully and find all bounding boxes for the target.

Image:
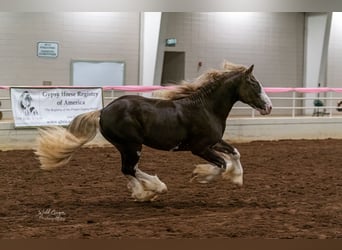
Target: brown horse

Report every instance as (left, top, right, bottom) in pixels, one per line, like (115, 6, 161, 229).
(35, 62, 272, 201)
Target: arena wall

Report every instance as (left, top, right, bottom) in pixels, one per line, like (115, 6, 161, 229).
(225, 117, 342, 142)
(1, 117, 342, 150)
(157, 12, 305, 88)
(0, 12, 140, 86)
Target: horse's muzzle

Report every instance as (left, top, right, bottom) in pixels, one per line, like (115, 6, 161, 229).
(259, 104, 272, 115)
(258, 93, 272, 115)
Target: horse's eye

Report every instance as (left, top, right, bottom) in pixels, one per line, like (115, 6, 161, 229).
(248, 78, 261, 92)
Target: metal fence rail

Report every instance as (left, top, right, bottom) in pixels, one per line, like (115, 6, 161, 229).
(1, 86, 342, 120)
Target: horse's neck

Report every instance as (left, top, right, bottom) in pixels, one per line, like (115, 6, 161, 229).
(181, 78, 239, 120)
(200, 77, 239, 120)
(210, 82, 238, 120)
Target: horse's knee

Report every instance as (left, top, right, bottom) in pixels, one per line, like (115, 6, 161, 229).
(121, 166, 136, 176)
(119, 148, 141, 176)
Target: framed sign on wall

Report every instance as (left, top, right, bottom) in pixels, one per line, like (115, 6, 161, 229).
(37, 42, 59, 58)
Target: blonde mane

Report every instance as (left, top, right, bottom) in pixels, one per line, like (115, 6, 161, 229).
(158, 61, 247, 100)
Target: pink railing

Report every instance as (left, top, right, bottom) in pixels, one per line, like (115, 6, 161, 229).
(264, 87, 342, 93)
(0, 85, 174, 91)
(1, 85, 342, 93)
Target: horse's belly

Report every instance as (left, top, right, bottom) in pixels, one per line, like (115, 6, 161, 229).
(143, 133, 187, 151)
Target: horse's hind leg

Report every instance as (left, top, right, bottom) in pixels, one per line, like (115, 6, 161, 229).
(118, 144, 167, 201)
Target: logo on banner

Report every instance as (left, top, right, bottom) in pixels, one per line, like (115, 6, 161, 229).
(18, 90, 39, 116)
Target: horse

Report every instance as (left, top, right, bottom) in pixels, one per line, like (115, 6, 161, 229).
(35, 61, 272, 202)
(20, 91, 39, 116)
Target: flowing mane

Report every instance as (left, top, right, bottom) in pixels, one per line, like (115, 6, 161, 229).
(160, 61, 247, 100)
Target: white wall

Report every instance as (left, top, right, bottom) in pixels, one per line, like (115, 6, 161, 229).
(328, 12, 342, 88)
(2, 12, 342, 117)
(0, 12, 140, 86)
(303, 13, 330, 115)
(158, 12, 304, 87)
(304, 13, 328, 88)
(1, 12, 342, 91)
(139, 12, 162, 90)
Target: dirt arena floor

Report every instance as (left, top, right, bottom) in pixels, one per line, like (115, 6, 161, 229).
(0, 139, 341, 239)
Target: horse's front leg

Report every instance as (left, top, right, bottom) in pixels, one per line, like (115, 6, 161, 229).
(118, 144, 167, 202)
(190, 147, 227, 184)
(212, 140, 244, 186)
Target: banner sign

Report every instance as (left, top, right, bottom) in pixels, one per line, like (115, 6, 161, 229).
(10, 87, 103, 127)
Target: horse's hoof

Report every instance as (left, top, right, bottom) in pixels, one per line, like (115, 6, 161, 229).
(190, 174, 215, 184)
(190, 164, 222, 183)
(133, 195, 159, 202)
(139, 177, 168, 194)
(132, 191, 159, 202)
(222, 171, 243, 186)
(158, 185, 168, 194)
(230, 174, 243, 186)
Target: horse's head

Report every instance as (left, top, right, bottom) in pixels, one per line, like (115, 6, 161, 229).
(20, 91, 33, 109)
(237, 65, 272, 115)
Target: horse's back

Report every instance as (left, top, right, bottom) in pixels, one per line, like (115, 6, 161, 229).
(99, 95, 147, 142)
(99, 95, 189, 149)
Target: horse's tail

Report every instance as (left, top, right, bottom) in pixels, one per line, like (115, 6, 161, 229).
(35, 110, 101, 170)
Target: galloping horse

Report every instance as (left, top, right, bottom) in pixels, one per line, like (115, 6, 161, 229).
(35, 61, 272, 201)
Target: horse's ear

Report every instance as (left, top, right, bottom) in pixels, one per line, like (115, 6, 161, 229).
(245, 64, 254, 75)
